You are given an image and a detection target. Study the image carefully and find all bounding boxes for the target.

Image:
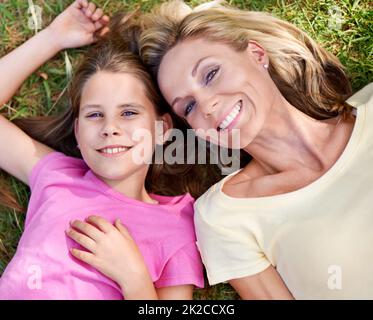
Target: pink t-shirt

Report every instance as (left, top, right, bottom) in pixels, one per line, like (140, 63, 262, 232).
(0, 152, 204, 299)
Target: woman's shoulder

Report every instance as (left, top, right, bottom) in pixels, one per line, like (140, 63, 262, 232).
(346, 82, 373, 108)
(194, 168, 244, 219)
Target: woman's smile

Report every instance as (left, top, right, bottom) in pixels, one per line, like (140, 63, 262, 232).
(217, 100, 243, 131)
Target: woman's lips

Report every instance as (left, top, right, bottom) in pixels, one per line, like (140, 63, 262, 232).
(217, 100, 243, 131)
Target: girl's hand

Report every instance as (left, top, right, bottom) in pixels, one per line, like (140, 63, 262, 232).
(47, 0, 110, 50)
(66, 216, 154, 296)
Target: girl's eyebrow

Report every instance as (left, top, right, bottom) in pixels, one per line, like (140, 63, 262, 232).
(81, 103, 146, 111)
(82, 104, 101, 111)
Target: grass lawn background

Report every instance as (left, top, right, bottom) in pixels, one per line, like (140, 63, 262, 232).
(0, 0, 372, 299)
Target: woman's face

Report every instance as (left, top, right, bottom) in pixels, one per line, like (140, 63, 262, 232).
(75, 70, 171, 182)
(158, 37, 277, 149)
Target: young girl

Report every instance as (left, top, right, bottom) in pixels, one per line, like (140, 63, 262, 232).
(134, 0, 373, 299)
(0, 0, 204, 299)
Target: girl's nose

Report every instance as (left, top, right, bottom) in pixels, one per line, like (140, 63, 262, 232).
(101, 124, 122, 137)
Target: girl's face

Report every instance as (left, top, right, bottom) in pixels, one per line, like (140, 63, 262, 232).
(157, 38, 277, 149)
(75, 71, 170, 182)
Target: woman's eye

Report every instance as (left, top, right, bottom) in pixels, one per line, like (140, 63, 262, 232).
(205, 67, 220, 85)
(87, 112, 102, 118)
(122, 111, 137, 117)
(184, 101, 196, 117)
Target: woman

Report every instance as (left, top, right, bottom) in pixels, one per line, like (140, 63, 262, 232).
(136, 0, 373, 299)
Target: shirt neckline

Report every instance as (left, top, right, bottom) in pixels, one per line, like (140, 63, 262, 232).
(217, 105, 366, 205)
(85, 170, 192, 208)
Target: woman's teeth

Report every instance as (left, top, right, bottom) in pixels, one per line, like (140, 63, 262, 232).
(100, 147, 128, 154)
(218, 101, 242, 130)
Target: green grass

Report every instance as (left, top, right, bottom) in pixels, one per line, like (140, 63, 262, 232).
(0, 0, 372, 300)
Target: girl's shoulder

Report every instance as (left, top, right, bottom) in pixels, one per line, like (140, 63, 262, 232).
(150, 192, 195, 210)
(29, 151, 88, 190)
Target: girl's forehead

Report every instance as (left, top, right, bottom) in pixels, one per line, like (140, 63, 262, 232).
(80, 71, 151, 105)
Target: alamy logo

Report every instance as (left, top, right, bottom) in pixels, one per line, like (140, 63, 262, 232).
(327, 265, 342, 290)
(27, 265, 42, 290)
(27, 1, 43, 32)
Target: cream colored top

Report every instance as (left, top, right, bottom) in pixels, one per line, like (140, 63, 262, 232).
(194, 83, 373, 299)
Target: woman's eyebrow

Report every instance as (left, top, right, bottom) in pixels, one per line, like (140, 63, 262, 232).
(192, 55, 212, 77)
(171, 97, 182, 109)
(171, 57, 213, 108)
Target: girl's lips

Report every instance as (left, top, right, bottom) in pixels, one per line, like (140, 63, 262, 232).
(98, 150, 128, 158)
(97, 146, 132, 158)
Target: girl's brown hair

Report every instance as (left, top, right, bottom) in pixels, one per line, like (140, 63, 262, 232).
(0, 12, 222, 213)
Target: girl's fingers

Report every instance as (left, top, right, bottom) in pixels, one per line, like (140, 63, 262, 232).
(92, 8, 103, 21)
(70, 248, 97, 267)
(73, 0, 88, 9)
(96, 26, 110, 38)
(85, 2, 96, 17)
(94, 21, 103, 31)
(94, 15, 110, 33)
(70, 220, 103, 241)
(86, 215, 113, 234)
(101, 15, 110, 24)
(115, 219, 130, 238)
(66, 228, 96, 253)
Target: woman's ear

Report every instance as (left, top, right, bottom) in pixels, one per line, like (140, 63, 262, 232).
(156, 113, 173, 145)
(247, 40, 269, 66)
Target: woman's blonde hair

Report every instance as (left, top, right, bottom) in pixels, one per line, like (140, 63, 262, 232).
(139, 0, 353, 120)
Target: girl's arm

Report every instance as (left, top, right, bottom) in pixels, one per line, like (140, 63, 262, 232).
(0, 0, 109, 185)
(0, 0, 109, 106)
(67, 216, 196, 300)
(156, 285, 194, 300)
(229, 265, 294, 300)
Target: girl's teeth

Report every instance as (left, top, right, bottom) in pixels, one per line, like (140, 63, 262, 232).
(101, 147, 127, 154)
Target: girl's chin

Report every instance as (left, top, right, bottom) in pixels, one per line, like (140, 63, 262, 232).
(97, 172, 129, 183)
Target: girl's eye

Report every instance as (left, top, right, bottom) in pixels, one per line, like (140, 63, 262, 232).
(184, 101, 196, 117)
(87, 112, 102, 118)
(205, 67, 220, 85)
(122, 111, 137, 117)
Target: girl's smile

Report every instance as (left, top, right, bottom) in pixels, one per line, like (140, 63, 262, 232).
(97, 145, 133, 157)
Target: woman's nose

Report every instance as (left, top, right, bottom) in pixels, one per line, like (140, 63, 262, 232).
(202, 100, 219, 118)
